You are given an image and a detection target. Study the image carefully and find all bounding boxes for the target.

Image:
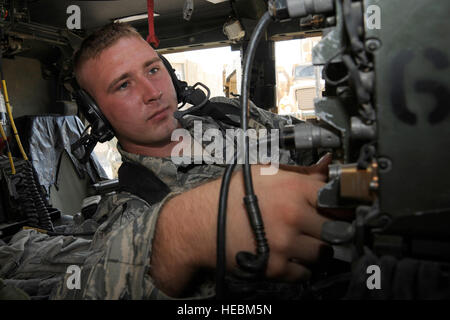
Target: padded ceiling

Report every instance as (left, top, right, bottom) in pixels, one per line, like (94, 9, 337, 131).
(28, 0, 230, 30)
(25, 0, 233, 50)
(22, 1, 309, 52)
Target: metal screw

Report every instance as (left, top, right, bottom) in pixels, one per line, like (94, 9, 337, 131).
(377, 157, 392, 172)
(365, 39, 381, 52)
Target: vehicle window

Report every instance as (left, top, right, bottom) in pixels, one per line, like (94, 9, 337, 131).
(294, 65, 315, 78)
(164, 46, 242, 98)
(275, 37, 323, 120)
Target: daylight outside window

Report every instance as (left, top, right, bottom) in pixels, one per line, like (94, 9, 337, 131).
(164, 46, 242, 98)
(275, 37, 323, 120)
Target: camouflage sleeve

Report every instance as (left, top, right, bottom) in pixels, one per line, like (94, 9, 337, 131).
(210, 96, 314, 166)
(52, 191, 214, 300)
(247, 99, 315, 166)
(210, 96, 301, 131)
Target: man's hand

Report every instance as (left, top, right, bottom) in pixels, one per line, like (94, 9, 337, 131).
(150, 154, 342, 297)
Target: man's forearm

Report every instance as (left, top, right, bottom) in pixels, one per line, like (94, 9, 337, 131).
(149, 163, 333, 298)
(150, 177, 223, 297)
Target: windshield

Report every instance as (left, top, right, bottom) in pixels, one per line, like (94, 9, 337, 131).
(294, 65, 315, 78)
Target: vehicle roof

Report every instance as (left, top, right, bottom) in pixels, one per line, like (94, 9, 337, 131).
(21, 0, 320, 53)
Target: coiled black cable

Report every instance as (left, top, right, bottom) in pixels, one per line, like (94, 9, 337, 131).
(215, 11, 273, 299)
(236, 10, 272, 276)
(216, 133, 276, 299)
(216, 158, 236, 299)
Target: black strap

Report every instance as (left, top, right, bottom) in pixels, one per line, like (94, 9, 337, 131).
(186, 101, 241, 128)
(118, 161, 171, 205)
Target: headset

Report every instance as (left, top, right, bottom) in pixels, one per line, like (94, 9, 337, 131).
(71, 53, 209, 163)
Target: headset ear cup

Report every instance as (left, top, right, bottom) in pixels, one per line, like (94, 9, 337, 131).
(74, 89, 115, 142)
(158, 53, 188, 103)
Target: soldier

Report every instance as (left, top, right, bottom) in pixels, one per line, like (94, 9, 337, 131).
(53, 23, 347, 299)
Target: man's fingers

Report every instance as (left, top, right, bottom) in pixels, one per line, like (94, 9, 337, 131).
(286, 234, 333, 267)
(297, 205, 331, 239)
(318, 207, 355, 221)
(267, 258, 312, 282)
(280, 177, 328, 238)
(278, 164, 310, 175)
(302, 178, 326, 209)
(316, 152, 333, 167)
(280, 262, 312, 282)
(307, 153, 332, 181)
(279, 153, 332, 182)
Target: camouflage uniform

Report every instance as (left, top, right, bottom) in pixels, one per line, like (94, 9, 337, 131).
(50, 97, 313, 299)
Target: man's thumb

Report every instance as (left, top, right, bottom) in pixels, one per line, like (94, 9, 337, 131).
(278, 153, 332, 181)
(308, 153, 332, 181)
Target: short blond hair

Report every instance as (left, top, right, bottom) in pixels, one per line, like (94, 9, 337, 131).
(73, 22, 144, 85)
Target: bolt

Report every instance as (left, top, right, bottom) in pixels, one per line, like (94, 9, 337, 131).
(377, 157, 392, 172)
(365, 39, 381, 52)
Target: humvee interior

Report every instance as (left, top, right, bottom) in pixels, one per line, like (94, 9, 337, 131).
(0, 0, 449, 301)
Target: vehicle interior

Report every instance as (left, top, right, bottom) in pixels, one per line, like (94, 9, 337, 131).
(0, 0, 324, 229)
(0, 0, 449, 301)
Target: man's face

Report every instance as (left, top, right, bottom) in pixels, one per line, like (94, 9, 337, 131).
(78, 36, 179, 151)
